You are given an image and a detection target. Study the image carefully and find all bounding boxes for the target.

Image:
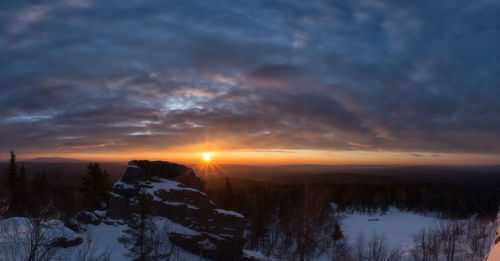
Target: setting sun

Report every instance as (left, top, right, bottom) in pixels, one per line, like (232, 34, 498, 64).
(202, 153, 212, 162)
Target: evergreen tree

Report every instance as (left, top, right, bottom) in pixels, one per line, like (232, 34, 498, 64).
(119, 194, 175, 260)
(220, 178, 236, 210)
(79, 163, 111, 211)
(6, 151, 24, 215)
(16, 164, 28, 214)
(7, 151, 18, 194)
(30, 170, 50, 215)
(119, 195, 155, 261)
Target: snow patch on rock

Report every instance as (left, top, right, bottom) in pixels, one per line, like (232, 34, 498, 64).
(142, 178, 205, 195)
(215, 209, 244, 218)
(113, 180, 135, 190)
(127, 163, 140, 169)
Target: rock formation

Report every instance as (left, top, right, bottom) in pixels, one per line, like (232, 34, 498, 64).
(69, 160, 247, 261)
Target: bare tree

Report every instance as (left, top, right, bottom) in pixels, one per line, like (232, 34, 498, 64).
(352, 233, 366, 261)
(331, 222, 352, 261)
(438, 220, 464, 261)
(350, 233, 402, 261)
(331, 237, 352, 261)
(411, 227, 441, 261)
(75, 230, 112, 261)
(268, 184, 335, 261)
(366, 233, 387, 261)
(462, 218, 495, 261)
(386, 248, 402, 261)
(411, 229, 430, 261)
(0, 217, 67, 261)
(148, 221, 176, 261)
(427, 227, 442, 261)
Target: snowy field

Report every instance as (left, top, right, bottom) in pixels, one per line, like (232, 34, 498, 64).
(306, 208, 445, 261)
(0, 217, 211, 261)
(2, 210, 499, 261)
(83, 220, 210, 261)
(340, 208, 441, 251)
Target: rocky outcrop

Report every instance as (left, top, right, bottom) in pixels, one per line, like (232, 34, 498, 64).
(70, 160, 247, 261)
(117, 160, 203, 190)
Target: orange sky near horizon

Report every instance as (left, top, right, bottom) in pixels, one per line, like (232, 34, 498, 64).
(14, 149, 500, 166)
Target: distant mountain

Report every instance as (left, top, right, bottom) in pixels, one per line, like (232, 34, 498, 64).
(26, 157, 88, 163)
(0, 161, 127, 186)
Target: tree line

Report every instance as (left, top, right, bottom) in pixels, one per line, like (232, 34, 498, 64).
(2, 152, 499, 261)
(0, 151, 181, 261)
(205, 177, 500, 260)
(0, 151, 112, 220)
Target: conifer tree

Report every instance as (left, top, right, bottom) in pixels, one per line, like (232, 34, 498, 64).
(6, 151, 23, 215)
(7, 151, 18, 194)
(119, 195, 155, 261)
(30, 170, 50, 215)
(119, 194, 175, 260)
(16, 164, 28, 214)
(220, 178, 236, 210)
(79, 163, 111, 211)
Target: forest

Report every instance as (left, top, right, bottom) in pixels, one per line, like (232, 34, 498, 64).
(1, 151, 499, 261)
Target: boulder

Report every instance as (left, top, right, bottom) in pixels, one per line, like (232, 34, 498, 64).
(119, 160, 203, 190)
(73, 160, 247, 261)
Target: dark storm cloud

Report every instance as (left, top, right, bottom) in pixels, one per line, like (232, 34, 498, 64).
(1, 0, 500, 155)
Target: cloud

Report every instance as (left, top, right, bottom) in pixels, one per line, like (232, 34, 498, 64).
(1, 0, 500, 158)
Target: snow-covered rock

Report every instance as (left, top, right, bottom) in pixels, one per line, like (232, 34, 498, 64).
(0, 217, 85, 260)
(70, 160, 247, 261)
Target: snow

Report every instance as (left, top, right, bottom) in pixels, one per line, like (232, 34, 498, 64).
(84, 222, 129, 259)
(163, 201, 200, 210)
(340, 208, 440, 251)
(0, 217, 27, 236)
(198, 239, 217, 250)
(1, 216, 211, 261)
(487, 218, 500, 261)
(138, 178, 207, 205)
(215, 209, 244, 218)
(0, 217, 79, 241)
(83, 216, 207, 260)
(127, 163, 140, 169)
(152, 216, 200, 236)
(113, 180, 135, 190)
(0, 217, 84, 260)
(113, 177, 208, 208)
(243, 249, 280, 261)
(142, 178, 205, 194)
(94, 210, 106, 216)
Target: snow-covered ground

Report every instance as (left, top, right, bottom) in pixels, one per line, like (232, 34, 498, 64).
(83, 219, 208, 260)
(340, 208, 441, 251)
(0, 217, 211, 261)
(3, 209, 499, 261)
(340, 208, 500, 260)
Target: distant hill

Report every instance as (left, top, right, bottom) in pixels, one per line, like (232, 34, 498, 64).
(27, 157, 88, 163)
(197, 164, 500, 189)
(0, 161, 128, 185)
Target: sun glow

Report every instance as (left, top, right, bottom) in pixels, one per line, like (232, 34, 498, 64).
(202, 153, 212, 162)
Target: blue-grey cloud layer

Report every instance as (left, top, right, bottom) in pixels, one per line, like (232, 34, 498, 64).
(1, 0, 500, 154)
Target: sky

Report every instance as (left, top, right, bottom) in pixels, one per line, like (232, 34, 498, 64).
(1, 0, 500, 165)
